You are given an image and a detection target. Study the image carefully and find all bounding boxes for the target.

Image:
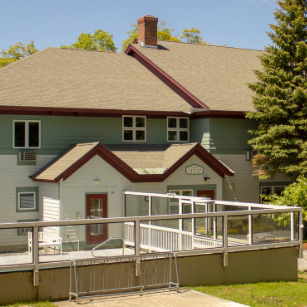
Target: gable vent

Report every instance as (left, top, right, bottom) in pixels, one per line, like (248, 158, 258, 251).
(19, 151, 36, 162)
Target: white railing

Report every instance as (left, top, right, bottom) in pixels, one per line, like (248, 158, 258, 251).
(0, 191, 303, 287)
(124, 222, 224, 252)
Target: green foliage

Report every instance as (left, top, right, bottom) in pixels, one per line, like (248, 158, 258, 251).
(61, 29, 117, 52)
(0, 41, 38, 68)
(247, 0, 307, 180)
(121, 23, 138, 52)
(263, 176, 307, 226)
(180, 27, 202, 43)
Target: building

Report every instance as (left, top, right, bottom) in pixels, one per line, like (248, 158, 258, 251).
(0, 15, 290, 250)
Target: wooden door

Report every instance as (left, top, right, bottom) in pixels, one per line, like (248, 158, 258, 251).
(86, 194, 108, 244)
(197, 190, 215, 199)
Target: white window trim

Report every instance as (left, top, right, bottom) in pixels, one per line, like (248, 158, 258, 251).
(260, 186, 286, 204)
(18, 192, 36, 211)
(13, 120, 41, 149)
(167, 117, 189, 142)
(122, 116, 146, 142)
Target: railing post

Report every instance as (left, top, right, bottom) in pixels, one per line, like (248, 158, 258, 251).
(135, 219, 141, 276)
(299, 210, 304, 258)
(33, 224, 39, 286)
(223, 215, 228, 267)
(213, 203, 217, 240)
(290, 212, 295, 241)
(148, 196, 152, 252)
(248, 206, 253, 245)
(179, 200, 182, 251)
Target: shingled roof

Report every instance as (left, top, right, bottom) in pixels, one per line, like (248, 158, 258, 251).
(31, 142, 234, 183)
(132, 41, 264, 112)
(0, 48, 194, 113)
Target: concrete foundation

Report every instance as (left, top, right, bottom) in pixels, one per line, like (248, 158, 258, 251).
(0, 247, 298, 304)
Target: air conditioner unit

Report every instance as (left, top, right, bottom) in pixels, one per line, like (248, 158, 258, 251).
(19, 151, 36, 162)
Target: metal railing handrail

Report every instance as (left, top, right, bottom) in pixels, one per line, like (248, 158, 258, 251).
(91, 237, 125, 257)
(0, 207, 301, 229)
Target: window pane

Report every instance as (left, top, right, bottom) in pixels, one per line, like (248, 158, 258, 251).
(19, 193, 34, 209)
(274, 187, 285, 197)
(29, 122, 39, 147)
(261, 187, 272, 196)
(182, 190, 192, 196)
(179, 131, 188, 141)
(168, 118, 177, 128)
(124, 117, 133, 127)
(179, 118, 188, 128)
(168, 131, 177, 141)
(136, 130, 145, 141)
(135, 117, 145, 128)
(14, 122, 25, 147)
(124, 130, 133, 140)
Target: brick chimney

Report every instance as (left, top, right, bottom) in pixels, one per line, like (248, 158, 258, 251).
(137, 15, 158, 48)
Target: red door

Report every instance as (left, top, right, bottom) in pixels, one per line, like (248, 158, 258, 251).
(86, 194, 108, 244)
(197, 190, 215, 199)
(196, 190, 215, 236)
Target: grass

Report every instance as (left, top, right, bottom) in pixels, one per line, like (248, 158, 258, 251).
(1, 302, 55, 307)
(191, 273, 307, 307)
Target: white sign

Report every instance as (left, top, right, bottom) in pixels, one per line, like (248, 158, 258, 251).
(186, 164, 204, 175)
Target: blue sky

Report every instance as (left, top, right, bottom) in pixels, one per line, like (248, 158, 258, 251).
(0, 0, 278, 52)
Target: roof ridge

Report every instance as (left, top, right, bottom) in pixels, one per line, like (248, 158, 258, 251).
(0, 47, 52, 73)
(157, 40, 265, 52)
(59, 47, 118, 54)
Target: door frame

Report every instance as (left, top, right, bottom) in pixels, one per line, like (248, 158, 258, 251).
(86, 193, 108, 244)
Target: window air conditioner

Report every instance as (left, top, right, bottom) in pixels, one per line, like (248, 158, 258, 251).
(19, 151, 36, 162)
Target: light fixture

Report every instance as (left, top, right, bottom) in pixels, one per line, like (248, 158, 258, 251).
(203, 176, 211, 181)
(93, 179, 100, 185)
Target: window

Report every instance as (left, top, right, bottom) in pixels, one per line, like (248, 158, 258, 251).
(13, 120, 40, 148)
(260, 186, 285, 203)
(167, 117, 189, 142)
(168, 190, 193, 214)
(18, 192, 36, 210)
(122, 116, 146, 142)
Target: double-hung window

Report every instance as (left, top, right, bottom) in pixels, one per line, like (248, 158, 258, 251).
(13, 120, 41, 148)
(122, 116, 146, 142)
(167, 117, 189, 142)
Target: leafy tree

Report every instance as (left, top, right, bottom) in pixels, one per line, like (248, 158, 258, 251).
(262, 176, 307, 228)
(180, 28, 203, 43)
(121, 20, 181, 52)
(62, 29, 117, 52)
(246, 0, 307, 180)
(0, 41, 38, 68)
(121, 24, 138, 52)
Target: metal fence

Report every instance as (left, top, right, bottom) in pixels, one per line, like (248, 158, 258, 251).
(0, 191, 303, 288)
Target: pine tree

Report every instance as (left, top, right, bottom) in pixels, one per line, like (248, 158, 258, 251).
(247, 0, 307, 180)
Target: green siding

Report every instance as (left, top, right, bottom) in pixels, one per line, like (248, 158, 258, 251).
(190, 118, 258, 154)
(0, 115, 169, 155)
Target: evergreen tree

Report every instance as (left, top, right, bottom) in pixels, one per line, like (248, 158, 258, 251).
(247, 0, 307, 180)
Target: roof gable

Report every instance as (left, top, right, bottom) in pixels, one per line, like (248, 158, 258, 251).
(31, 142, 234, 183)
